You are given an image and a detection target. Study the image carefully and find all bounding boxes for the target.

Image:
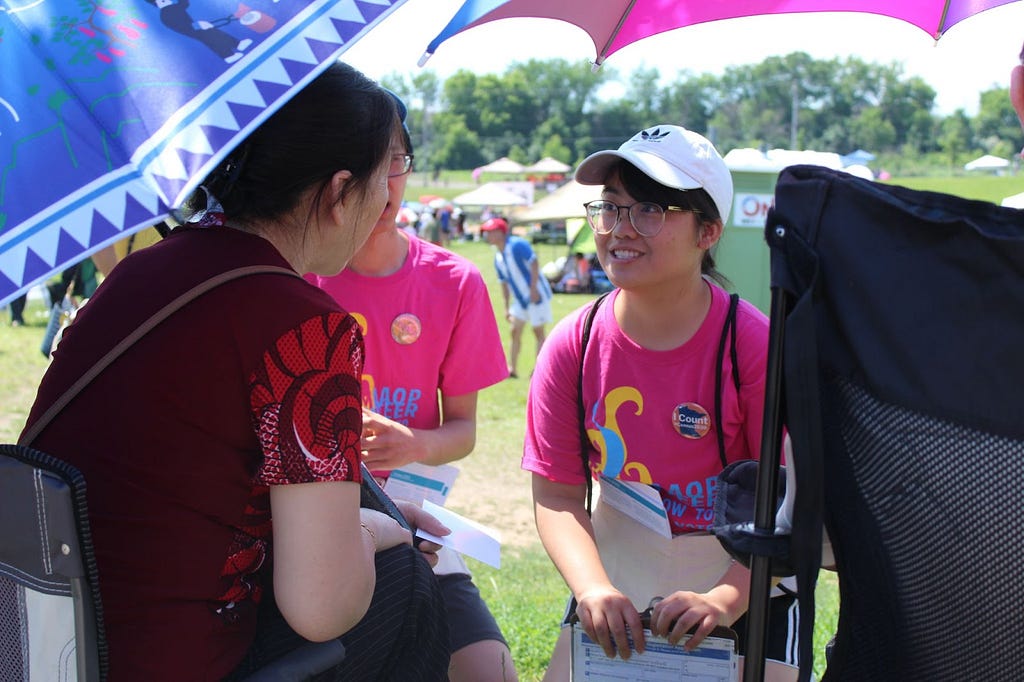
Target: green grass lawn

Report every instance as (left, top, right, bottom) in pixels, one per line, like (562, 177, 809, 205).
(882, 174, 1022, 204)
(7, 170, 1016, 679)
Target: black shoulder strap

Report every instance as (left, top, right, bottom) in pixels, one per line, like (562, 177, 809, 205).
(714, 293, 741, 469)
(577, 292, 611, 515)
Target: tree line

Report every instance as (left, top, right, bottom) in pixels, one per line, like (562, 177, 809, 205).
(380, 53, 1021, 173)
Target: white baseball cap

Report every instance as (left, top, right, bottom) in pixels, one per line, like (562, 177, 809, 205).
(575, 125, 733, 224)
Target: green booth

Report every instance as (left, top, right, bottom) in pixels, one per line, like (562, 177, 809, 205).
(714, 164, 779, 314)
(715, 149, 845, 313)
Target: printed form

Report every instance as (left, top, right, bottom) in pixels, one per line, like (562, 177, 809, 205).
(571, 626, 737, 682)
(384, 462, 459, 506)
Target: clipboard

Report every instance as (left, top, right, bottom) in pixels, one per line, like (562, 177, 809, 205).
(569, 609, 738, 682)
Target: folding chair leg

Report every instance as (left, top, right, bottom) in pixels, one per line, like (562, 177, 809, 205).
(742, 283, 789, 682)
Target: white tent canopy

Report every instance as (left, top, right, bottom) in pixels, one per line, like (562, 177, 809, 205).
(453, 182, 530, 207)
(1001, 191, 1024, 208)
(964, 154, 1009, 171)
(511, 180, 594, 223)
(841, 164, 875, 180)
(524, 156, 572, 174)
(475, 156, 525, 174)
(723, 148, 844, 172)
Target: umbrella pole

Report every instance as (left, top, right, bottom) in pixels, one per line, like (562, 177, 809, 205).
(742, 284, 788, 682)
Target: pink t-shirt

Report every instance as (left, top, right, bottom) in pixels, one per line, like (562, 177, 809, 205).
(316, 235, 507, 430)
(523, 282, 769, 535)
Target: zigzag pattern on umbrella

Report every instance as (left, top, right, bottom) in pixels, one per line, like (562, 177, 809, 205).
(145, 0, 394, 206)
(0, 0, 396, 307)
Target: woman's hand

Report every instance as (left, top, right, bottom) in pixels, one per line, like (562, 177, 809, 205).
(358, 508, 412, 554)
(360, 409, 425, 471)
(648, 590, 730, 651)
(394, 500, 450, 568)
(575, 586, 646, 660)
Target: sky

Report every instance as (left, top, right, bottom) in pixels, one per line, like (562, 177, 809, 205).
(342, 0, 1024, 117)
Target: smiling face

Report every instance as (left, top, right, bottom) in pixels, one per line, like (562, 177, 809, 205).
(595, 170, 712, 294)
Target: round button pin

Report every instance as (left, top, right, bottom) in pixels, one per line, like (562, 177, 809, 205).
(672, 402, 711, 439)
(391, 313, 422, 344)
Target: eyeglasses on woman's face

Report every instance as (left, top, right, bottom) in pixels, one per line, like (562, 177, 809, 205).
(583, 199, 692, 238)
(388, 153, 414, 177)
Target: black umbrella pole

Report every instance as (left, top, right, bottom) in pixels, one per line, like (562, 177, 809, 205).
(742, 285, 788, 682)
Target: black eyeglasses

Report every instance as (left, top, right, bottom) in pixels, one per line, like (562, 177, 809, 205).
(388, 153, 414, 177)
(583, 200, 692, 238)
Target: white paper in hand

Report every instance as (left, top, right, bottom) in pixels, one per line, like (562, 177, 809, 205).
(415, 500, 502, 569)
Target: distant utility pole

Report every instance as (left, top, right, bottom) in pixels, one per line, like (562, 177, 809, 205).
(790, 79, 799, 150)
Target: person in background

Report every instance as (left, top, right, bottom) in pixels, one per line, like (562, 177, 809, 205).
(1010, 40, 1024, 155)
(523, 125, 798, 681)
(418, 207, 439, 245)
(480, 217, 553, 379)
(22, 62, 451, 681)
(453, 208, 466, 240)
(315, 95, 515, 682)
(556, 252, 591, 293)
(41, 257, 100, 358)
(8, 292, 27, 326)
(438, 204, 453, 247)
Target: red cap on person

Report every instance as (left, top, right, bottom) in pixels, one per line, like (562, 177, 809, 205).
(480, 217, 508, 234)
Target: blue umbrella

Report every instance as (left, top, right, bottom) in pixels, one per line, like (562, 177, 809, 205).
(0, 0, 407, 306)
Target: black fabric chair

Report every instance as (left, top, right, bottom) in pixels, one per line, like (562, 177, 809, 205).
(0, 443, 107, 681)
(0, 443, 349, 681)
(735, 165, 1024, 681)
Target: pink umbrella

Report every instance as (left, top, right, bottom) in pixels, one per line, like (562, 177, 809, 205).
(422, 0, 1019, 68)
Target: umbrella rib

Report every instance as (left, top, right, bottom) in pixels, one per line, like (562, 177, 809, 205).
(595, 0, 637, 67)
(934, 0, 951, 39)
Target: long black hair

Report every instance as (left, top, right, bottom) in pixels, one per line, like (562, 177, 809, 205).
(186, 62, 397, 225)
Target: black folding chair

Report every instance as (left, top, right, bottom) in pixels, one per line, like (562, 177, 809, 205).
(0, 443, 107, 682)
(737, 165, 1024, 681)
(0, 443, 352, 682)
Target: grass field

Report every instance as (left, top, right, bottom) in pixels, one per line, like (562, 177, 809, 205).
(3, 172, 1018, 679)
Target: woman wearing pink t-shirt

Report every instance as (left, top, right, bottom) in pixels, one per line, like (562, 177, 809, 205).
(523, 125, 798, 681)
(316, 98, 514, 682)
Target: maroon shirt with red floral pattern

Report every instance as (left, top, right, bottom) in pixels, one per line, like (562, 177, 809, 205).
(25, 226, 363, 681)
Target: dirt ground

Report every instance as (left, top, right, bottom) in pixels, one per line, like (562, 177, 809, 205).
(444, 450, 542, 550)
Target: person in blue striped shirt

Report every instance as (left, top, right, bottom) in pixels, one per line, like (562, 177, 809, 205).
(481, 217, 553, 378)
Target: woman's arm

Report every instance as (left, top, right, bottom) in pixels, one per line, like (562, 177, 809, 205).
(270, 480, 410, 641)
(360, 392, 477, 470)
(533, 474, 646, 660)
(529, 259, 542, 303)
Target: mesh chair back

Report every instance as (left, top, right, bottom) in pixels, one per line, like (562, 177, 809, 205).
(0, 444, 106, 681)
(765, 165, 1024, 681)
